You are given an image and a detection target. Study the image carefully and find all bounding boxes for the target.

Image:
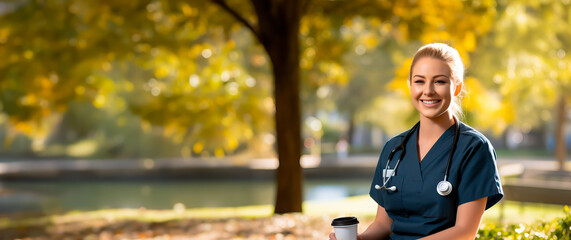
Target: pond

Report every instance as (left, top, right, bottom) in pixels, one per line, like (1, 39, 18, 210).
(0, 178, 371, 215)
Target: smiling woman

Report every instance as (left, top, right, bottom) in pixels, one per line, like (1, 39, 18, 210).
(330, 43, 503, 240)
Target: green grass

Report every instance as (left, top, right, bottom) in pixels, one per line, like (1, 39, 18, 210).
(482, 200, 568, 225)
(495, 148, 557, 158)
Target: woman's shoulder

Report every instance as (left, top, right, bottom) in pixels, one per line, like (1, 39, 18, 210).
(458, 121, 493, 147)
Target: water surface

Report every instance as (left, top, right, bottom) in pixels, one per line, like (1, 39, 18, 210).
(0, 179, 371, 214)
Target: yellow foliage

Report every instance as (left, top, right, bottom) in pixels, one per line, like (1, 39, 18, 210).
(380, 23, 392, 35)
(358, 94, 415, 136)
(40, 108, 50, 117)
(413, 0, 496, 61)
(101, 62, 112, 72)
(14, 121, 33, 135)
(226, 136, 238, 150)
(135, 43, 152, 53)
(369, 17, 382, 27)
(243, 127, 253, 140)
(397, 23, 409, 42)
(387, 78, 410, 97)
(0, 27, 9, 43)
(163, 124, 177, 138)
(189, 44, 206, 58)
(387, 58, 412, 96)
(154, 66, 170, 78)
(75, 86, 86, 95)
(317, 62, 348, 85)
(394, 1, 420, 20)
(55, 104, 67, 113)
(226, 40, 236, 49)
(36, 76, 53, 90)
(23, 50, 34, 60)
(20, 94, 37, 106)
(300, 58, 312, 70)
(463, 77, 511, 135)
(180, 3, 196, 17)
(193, 142, 204, 154)
(221, 116, 232, 127)
(299, 20, 310, 36)
(360, 33, 379, 49)
(214, 147, 225, 158)
(93, 95, 106, 108)
(123, 81, 134, 92)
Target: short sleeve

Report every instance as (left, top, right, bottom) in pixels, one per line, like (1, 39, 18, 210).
(457, 139, 503, 209)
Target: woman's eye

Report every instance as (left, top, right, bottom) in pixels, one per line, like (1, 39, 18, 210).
(435, 80, 447, 84)
(414, 80, 424, 84)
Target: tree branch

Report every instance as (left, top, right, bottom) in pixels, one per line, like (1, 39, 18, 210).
(210, 0, 262, 43)
(249, 0, 273, 47)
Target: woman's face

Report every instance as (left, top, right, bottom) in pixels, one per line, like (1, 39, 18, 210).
(410, 57, 457, 121)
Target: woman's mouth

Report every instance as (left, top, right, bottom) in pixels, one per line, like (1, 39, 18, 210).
(421, 99, 441, 105)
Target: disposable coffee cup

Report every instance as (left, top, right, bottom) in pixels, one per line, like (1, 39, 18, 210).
(331, 216, 359, 240)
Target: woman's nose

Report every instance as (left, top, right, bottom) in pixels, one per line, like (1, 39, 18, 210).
(423, 83, 435, 95)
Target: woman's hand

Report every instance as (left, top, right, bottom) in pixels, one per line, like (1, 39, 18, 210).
(328, 232, 336, 240)
(329, 205, 391, 240)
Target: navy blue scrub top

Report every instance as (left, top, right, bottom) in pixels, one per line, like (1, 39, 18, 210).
(369, 122, 503, 239)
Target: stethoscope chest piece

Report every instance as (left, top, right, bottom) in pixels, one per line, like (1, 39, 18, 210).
(436, 180, 453, 196)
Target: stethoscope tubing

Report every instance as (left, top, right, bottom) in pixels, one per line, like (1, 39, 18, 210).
(378, 122, 418, 190)
(377, 117, 459, 196)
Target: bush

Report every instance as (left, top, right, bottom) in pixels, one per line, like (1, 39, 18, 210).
(477, 206, 571, 240)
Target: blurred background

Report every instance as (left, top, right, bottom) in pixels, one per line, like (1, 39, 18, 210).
(0, 0, 570, 231)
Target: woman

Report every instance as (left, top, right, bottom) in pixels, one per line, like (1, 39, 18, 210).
(330, 43, 503, 240)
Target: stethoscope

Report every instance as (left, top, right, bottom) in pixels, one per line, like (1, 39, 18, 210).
(375, 117, 460, 196)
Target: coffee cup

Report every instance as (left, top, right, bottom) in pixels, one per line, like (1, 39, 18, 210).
(331, 216, 359, 240)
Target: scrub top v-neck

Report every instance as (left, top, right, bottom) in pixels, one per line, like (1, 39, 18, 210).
(369, 122, 503, 239)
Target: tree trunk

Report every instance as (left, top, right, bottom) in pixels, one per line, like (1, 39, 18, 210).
(252, 0, 305, 214)
(215, 0, 306, 214)
(272, 44, 303, 213)
(555, 94, 567, 170)
(270, 36, 303, 213)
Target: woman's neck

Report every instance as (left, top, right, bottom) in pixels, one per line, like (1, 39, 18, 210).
(418, 113, 455, 139)
(416, 113, 456, 161)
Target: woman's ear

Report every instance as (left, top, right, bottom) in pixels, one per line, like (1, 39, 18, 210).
(454, 82, 463, 96)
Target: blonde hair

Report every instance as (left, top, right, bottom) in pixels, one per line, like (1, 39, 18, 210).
(408, 43, 466, 118)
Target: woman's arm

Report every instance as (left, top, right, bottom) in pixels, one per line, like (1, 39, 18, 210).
(359, 205, 393, 240)
(419, 197, 487, 240)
